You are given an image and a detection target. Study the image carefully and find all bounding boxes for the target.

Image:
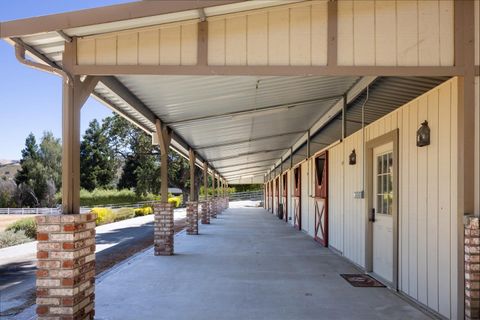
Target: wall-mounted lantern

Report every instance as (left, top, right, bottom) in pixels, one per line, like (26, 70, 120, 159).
(416, 120, 430, 147)
(349, 149, 356, 165)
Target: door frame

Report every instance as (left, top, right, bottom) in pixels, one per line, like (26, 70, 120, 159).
(282, 172, 288, 223)
(365, 129, 399, 289)
(293, 165, 301, 230)
(313, 150, 328, 247)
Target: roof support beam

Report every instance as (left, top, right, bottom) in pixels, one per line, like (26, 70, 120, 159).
(71, 65, 463, 77)
(60, 41, 98, 214)
(156, 119, 172, 203)
(165, 95, 342, 126)
(194, 131, 305, 150)
(224, 171, 267, 179)
(215, 158, 280, 170)
(203, 162, 208, 202)
(327, 0, 337, 67)
(220, 165, 271, 175)
(189, 149, 196, 201)
(209, 148, 288, 162)
(100, 77, 156, 123)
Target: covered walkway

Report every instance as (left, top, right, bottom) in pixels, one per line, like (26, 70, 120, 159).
(94, 204, 430, 320)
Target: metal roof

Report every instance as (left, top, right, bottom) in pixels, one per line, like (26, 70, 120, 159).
(0, 1, 454, 184)
(116, 75, 360, 180)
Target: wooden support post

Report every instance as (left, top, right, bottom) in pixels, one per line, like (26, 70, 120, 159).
(203, 162, 208, 201)
(62, 40, 99, 214)
(155, 119, 172, 203)
(189, 149, 196, 201)
(212, 171, 216, 197)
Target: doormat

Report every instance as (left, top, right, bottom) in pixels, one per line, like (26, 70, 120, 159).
(340, 274, 386, 287)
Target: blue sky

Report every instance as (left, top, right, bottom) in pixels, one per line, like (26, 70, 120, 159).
(0, 1, 133, 160)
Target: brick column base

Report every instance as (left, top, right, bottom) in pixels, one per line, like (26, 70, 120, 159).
(154, 203, 174, 256)
(186, 202, 198, 235)
(200, 201, 210, 224)
(210, 199, 217, 219)
(35, 213, 96, 320)
(465, 216, 480, 320)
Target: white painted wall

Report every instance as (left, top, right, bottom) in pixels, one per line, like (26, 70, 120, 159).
(327, 142, 344, 253)
(337, 0, 454, 67)
(300, 161, 309, 233)
(288, 170, 294, 226)
(326, 78, 461, 319)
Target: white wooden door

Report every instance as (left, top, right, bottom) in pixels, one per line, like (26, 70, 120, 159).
(372, 142, 394, 283)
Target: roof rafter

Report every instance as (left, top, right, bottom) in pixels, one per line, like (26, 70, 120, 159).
(194, 130, 305, 150)
(166, 95, 342, 126)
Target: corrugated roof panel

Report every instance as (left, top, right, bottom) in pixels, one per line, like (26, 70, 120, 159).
(117, 75, 358, 123)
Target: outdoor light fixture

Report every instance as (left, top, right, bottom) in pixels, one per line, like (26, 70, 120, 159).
(349, 149, 356, 165)
(416, 120, 430, 147)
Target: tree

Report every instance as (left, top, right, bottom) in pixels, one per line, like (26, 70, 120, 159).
(15, 133, 39, 186)
(39, 132, 62, 190)
(80, 119, 116, 191)
(103, 114, 160, 196)
(15, 133, 50, 207)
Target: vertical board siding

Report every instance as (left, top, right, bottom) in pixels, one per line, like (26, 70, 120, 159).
(326, 78, 459, 318)
(77, 22, 198, 66)
(225, 16, 247, 66)
(308, 159, 316, 237)
(208, 2, 328, 67)
(328, 143, 344, 253)
(476, 76, 480, 218)
(426, 90, 439, 311)
(301, 161, 309, 233)
(337, 0, 454, 66)
(247, 13, 268, 66)
(342, 131, 365, 266)
(288, 170, 294, 226)
(476, 1, 480, 66)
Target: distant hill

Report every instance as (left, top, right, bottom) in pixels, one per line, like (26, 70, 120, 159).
(0, 159, 19, 166)
(0, 161, 20, 181)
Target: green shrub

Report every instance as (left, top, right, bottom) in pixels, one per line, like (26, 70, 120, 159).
(57, 189, 160, 207)
(168, 196, 181, 208)
(134, 206, 153, 217)
(92, 208, 115, 226)
(113, 208, 135, 222)
(0, 230, 32, 249)
(6, 218, 37, 239)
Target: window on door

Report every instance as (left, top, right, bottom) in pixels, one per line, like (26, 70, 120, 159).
(376, 152, 393, 215)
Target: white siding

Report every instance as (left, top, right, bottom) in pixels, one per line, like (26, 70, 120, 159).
(332, 78, 459, 319)
(337, 0, 454, 66)
(342, 131, 365, 267)
(476, 0, 480, 66)
(208, 1, 328, 67)
(328, 142, 344, 253)
(476, 76, 480, 216)
(288, 170, 294, 226)
(301, 161, 309, 233)
(77, 21, 198, 66)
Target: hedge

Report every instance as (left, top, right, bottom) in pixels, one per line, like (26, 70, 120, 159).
(6, 217, 37, 239)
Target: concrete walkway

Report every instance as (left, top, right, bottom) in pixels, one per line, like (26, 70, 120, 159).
(95, 206, 431, 320)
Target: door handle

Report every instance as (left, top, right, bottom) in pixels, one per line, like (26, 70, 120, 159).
(369, 208, 376, 222)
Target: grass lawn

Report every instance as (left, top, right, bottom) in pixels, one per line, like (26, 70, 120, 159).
(0, 215, 37, 232)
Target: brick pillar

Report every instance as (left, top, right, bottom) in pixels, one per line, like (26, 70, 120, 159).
(200, 201, 210, 224)
(35, 213, 96, 320)
(210, 198, 217, 219)
(465, 216, 480, 320)
(186, 202, 198, 235)
(154, 202, 174, 256)
(216, 197, 222, 215)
